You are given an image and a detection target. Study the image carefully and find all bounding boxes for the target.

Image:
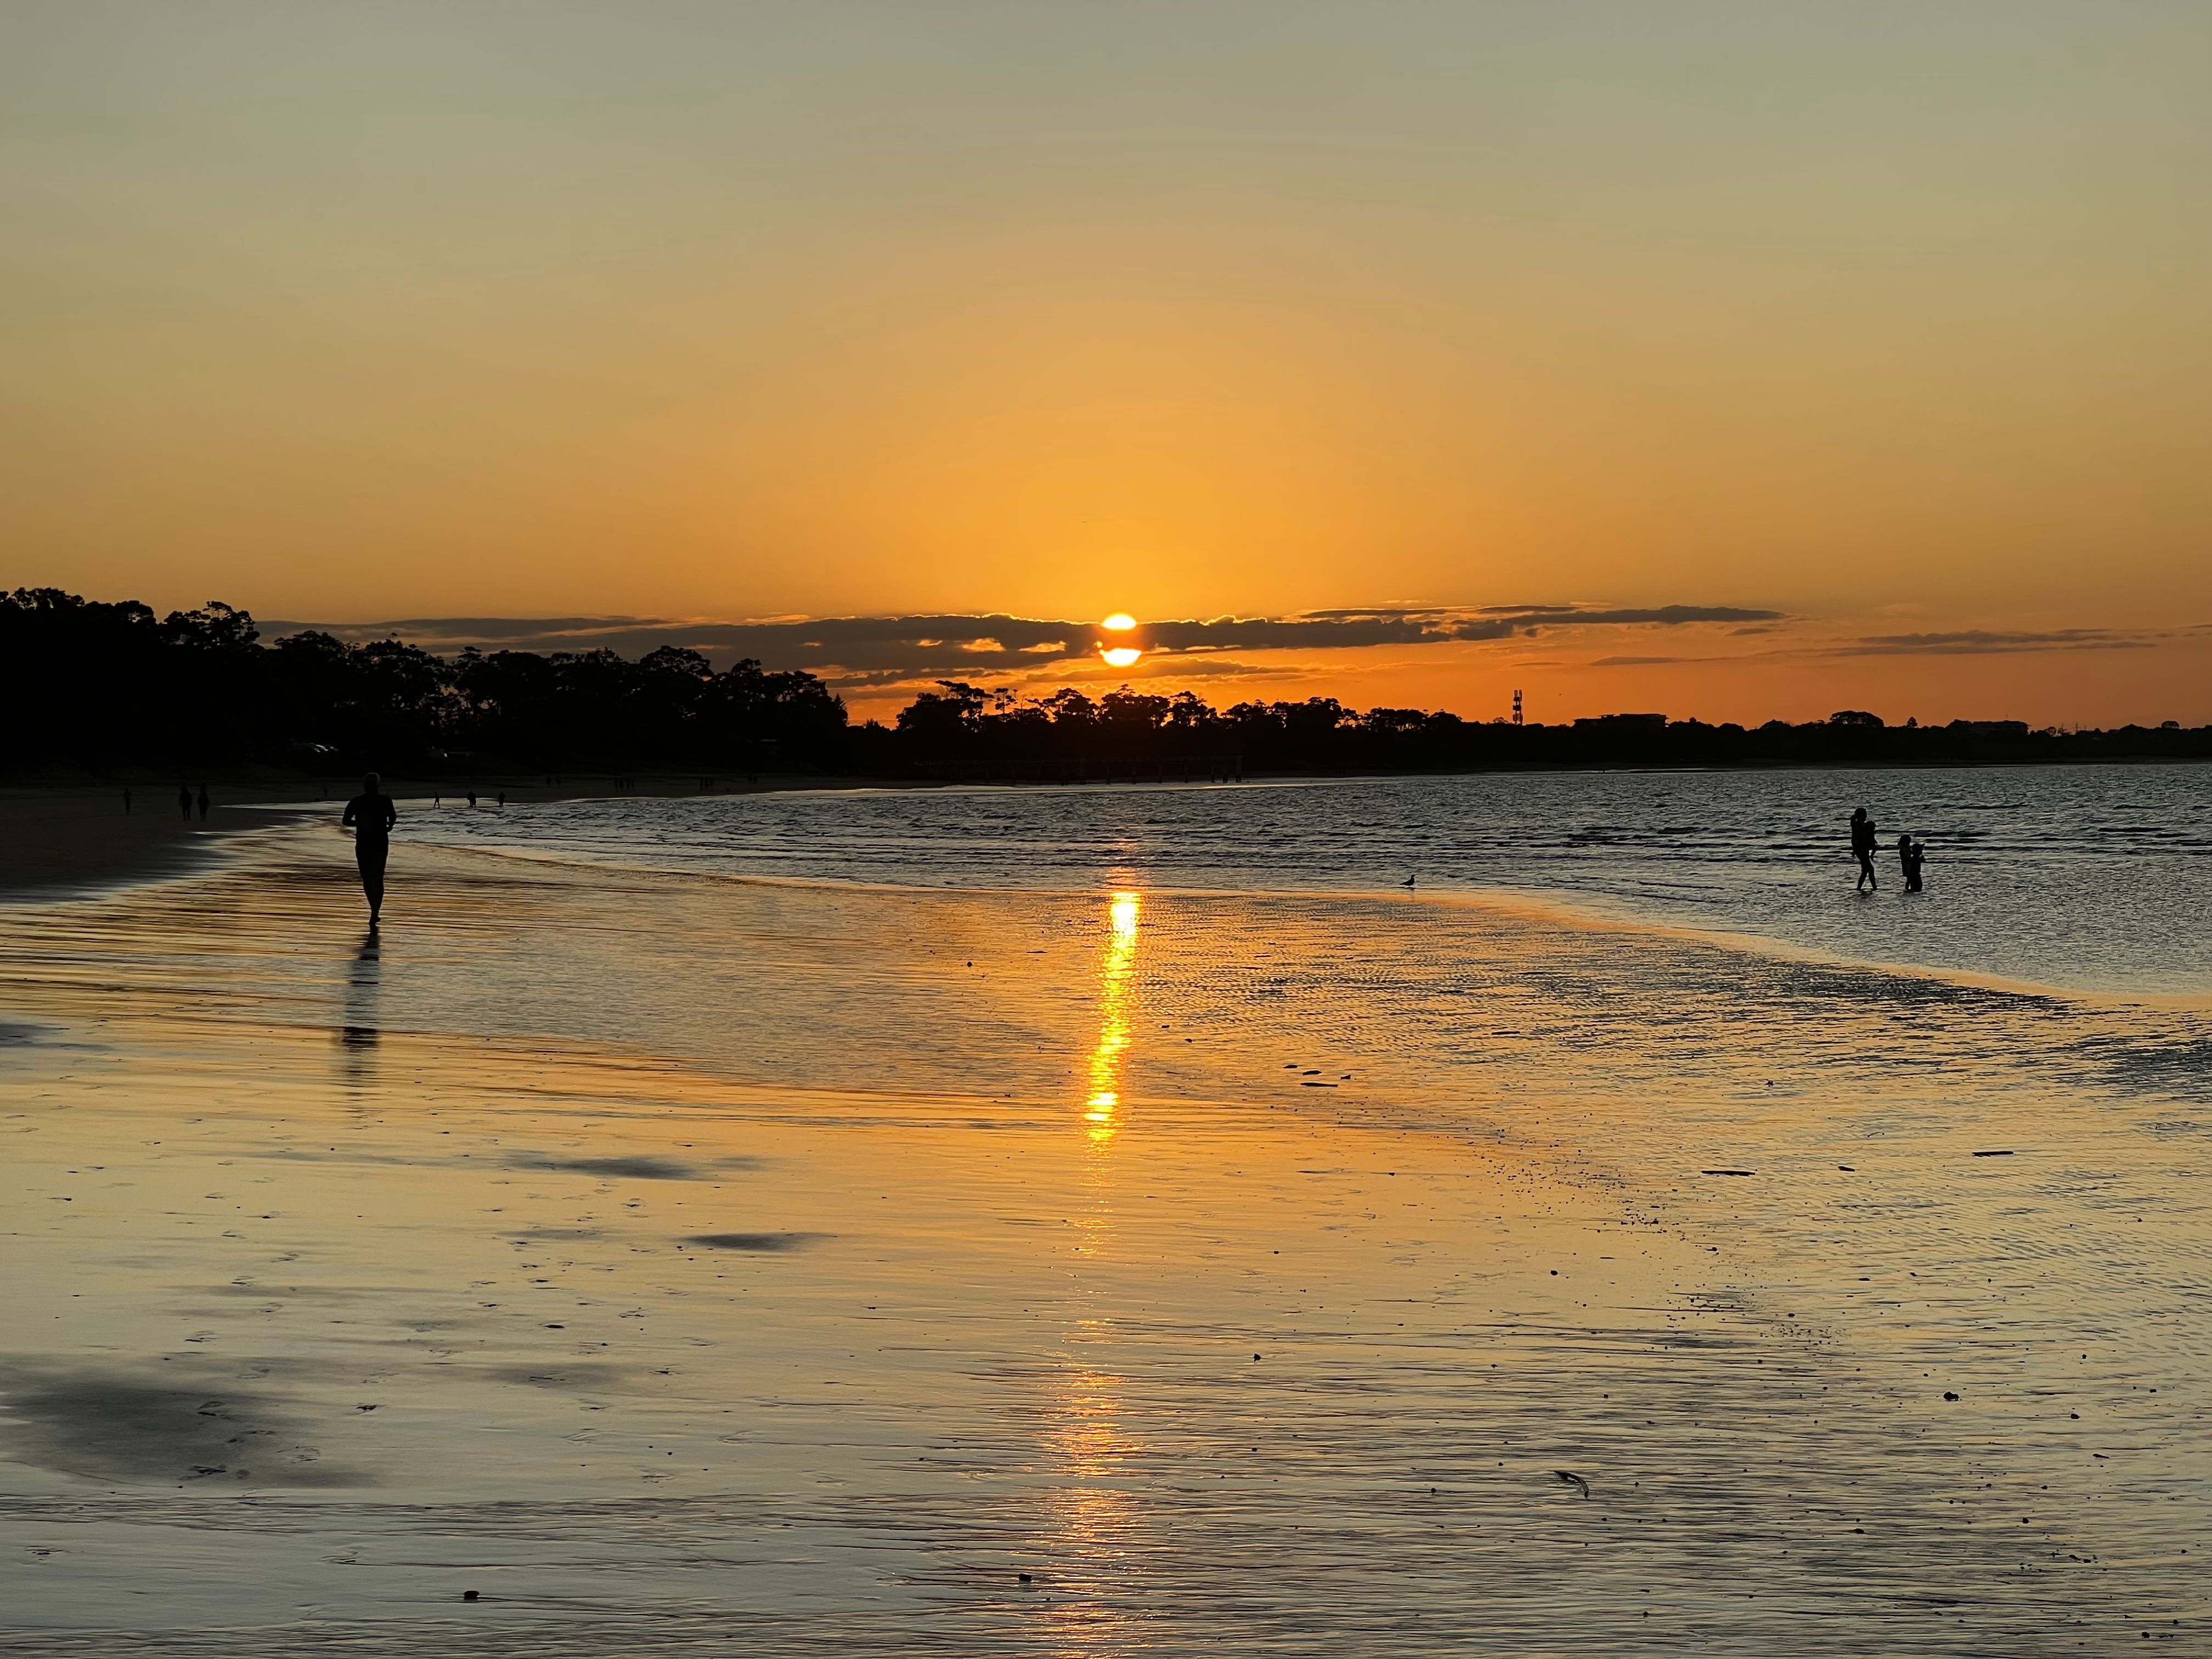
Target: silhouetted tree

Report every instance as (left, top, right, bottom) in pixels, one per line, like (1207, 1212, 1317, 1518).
(5, 588, 2209, 780)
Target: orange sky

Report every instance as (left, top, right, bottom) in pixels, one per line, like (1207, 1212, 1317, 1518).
(1070, 634, 2212, 733)
(803, 620, 2212, 729)
(4, 5, 2208, 724)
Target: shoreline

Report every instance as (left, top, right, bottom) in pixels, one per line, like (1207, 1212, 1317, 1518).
(18, 768, 2203, 1011)
(0, 787, 315, 903)
(0, 774, 879, 902)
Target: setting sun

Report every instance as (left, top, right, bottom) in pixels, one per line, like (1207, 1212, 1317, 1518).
(1099, 612, 1142, 667)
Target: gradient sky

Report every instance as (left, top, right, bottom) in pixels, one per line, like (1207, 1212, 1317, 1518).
(5, 3, 2209, 723)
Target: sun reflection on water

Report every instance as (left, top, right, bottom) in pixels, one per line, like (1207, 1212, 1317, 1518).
(1046, 896, 1147, 1639)
(1083, 890, 1142, 1144)
(1041, 1341, 1143, 1645)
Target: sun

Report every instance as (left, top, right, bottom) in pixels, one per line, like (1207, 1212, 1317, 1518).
(1097, 611, 1142, 668)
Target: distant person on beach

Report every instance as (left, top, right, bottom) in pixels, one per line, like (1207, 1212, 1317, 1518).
(123, 787, 132, 815)
(177, 783, 193, 821)
(196, 783, 210, 821)
(1850, 806, 1879, 891)
(342, 772, 399, 926)
(1898, 833, 1925, 893)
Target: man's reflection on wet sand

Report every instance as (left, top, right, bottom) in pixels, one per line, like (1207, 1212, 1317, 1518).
(338, 928, 381, 1093)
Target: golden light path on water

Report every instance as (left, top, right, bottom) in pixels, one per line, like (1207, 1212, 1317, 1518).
(1051, 889, 1146, 1650)
(1082, 890, 1142, 1144)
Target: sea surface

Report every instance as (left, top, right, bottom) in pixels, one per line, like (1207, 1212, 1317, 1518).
(4, 765, 2209, 1652)
(409, 763, 2212, 998)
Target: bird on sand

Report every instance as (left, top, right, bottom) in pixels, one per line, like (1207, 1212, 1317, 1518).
(1401, 873, 1415, 888)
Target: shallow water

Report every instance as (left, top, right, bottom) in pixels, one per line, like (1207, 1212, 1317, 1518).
(1, 811, 2208, 1654)
(405, 764, 2212, 996)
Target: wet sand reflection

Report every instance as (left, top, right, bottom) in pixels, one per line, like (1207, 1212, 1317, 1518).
(1082, 890, 1141, 1146)
(337, 928, 382, 1096)
(1041, 1348, 1142, 1650)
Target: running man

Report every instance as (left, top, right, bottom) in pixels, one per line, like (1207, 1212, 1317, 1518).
(342, 772, 400, 926)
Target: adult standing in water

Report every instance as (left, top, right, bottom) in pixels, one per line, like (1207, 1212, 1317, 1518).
(342, 772, 400, 927)
(1849, 806, 1879, 891)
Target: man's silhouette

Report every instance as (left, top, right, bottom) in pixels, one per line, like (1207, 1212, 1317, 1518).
(177, 783, 193, 821)
(196, 783, 210, 821)
(1898, 834, 1925, 894)
(342, 772, 399, 926)
(1850, 806, 1879, 891)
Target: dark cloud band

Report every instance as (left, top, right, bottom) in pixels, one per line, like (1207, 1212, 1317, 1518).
(262, 601, 1784, 687)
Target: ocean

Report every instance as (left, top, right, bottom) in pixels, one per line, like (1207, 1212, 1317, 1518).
(409, 762, 2212, 997)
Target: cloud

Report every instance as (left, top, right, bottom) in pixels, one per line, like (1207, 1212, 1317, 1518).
(1586, 623, 2203, 671)
(1298, 602, 1783, 630)
(1835, 628, 2162, 656)
(1562, 606, 1781, 625)
(259, 600, 1788, 690)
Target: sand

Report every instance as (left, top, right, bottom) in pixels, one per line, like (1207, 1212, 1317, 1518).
(0, 777, 821, 902)
(0, 825, 2205, 1653)
(0, 788, 302, 899)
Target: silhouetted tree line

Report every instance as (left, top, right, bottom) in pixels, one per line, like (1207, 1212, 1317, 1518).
(870, 683, 2211, 776)
(2, 589, 842, 775)
(6, 588, 2209, 778)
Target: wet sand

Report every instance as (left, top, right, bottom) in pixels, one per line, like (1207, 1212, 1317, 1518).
(0, 777, 806, 902)
(1, 828, 2206, 1653)
(0, 788, 308, 900)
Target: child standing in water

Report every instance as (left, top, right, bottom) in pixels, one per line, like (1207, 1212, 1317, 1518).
(1898, 833, 1925, 893)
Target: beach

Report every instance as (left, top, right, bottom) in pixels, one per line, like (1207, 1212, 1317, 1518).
(2, 787, 2207, 1654)
(0, 787, 305, 899)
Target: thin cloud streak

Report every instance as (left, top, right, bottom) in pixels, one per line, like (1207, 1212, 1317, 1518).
(1588, 624, 2204, 669)
(1841, 629, 2164, 656)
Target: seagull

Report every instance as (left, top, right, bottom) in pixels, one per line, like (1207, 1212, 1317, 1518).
(1401, 873, 1416, 888)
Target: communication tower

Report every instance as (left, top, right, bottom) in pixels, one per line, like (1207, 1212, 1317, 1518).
(1511, 689, 1523, 726)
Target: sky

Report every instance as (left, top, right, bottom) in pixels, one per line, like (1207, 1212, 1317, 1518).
(4, 3, 2209, 724)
